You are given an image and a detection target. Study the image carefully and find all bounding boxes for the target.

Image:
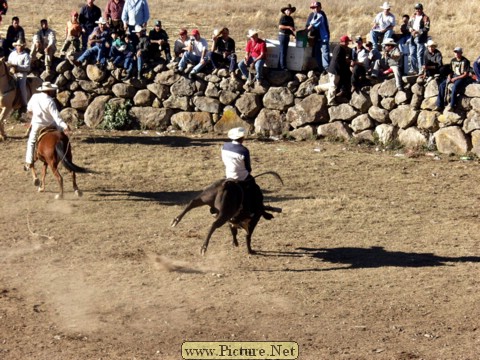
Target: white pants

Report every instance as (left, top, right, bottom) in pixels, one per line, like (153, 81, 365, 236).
(25, 123, 61, 164)
(15, 75, 28, 106)
(317, 73, 340, 105)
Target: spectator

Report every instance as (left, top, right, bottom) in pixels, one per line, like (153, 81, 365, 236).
(75, 17, 111, 68)
(134, 25, 149, 79)
(407, 3, 430, 75)
(278, 4, 296, 71)
(120, 34, 136, 80)
(365, 41, 381, 73)
(372, 38, 403, 90)
(473, 55, 480, 84)
(397, 14, 410, 46)
(305, 1, 330, 74)
(109, 30, 126, 65)
(174, 28, 188, 61)
(148, 20, 171, 63)
(370, 2, 395, 51)
(350, 36, 370, 93)
(209, 27, 236, 76)
(175, 29, 208, 79)
(79, 0, 102, 51)
(238, 29, 267, 85)
(315, 35, 352, 105)
(0, 0, 7, 23)
(3, 16, 25, 57)
(104, 0, 125, 32)
(60, 11, 82, 57)
(31, 19, 57, 72)
(122, 0, 149, 35)
(435, 47, 470, 112)
(7, 40, 30, 112)
(422, 39, 443, 81)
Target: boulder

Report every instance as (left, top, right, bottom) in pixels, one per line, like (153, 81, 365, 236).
(60, 108, 82, 127)
(465, 83, 480, 98)
(154, 70, 180, 85)
(130, 107, 174, 130)
(394, 89, 411, 105)
(389, 105, 419, 129)
(193, 96, 221, 113)
(289, 125, 315, 141)
(55, 60, 72, 74)
(214, 106, 252, 133)
(163, 95, 190, 111)
(420, 97, 437, 110)
(77, 79, 99, 92)
(350, 91, 372, 113)
(205, 82, 221, 98)
(170, 76, 196, 97)
(378, 78, 397, 97)
(353, 129, 375, 143)
(146, 83, 170, 100)
(317, 121, 352, 140)
(350, 114, 375, 133)
(410, 93, 423, 110)
(235, 93, 262, 118)
(84, 95, 111, 128)
(86, 64, 107, 82)
(171, 111, 213, 133)
(254, 109, 287, 136)
(262, 87, 294, 111)
(470, 130, 480, 156)
(70, 91, 90, 111)
(370, 83, 381, 107)
(57, 90, 71, 108)
(112, 83, 137, 98)
(398, 127, 427, 148)
(417, 110, 439, 132)
(219, 90, 239, 105)
(411, 83, 424, 96)
(434, 126, 469, 155)
(375, 123, 396, 145)
(72, 66, 88, 80)
(471, 98, 480, 112)
(424, 79, 439, 98)
(437, 110, 463, 127)
(328, 103, 359, 122)
(380, 97, 396, 111)
(368, 106, 389, 123)
(462, 110, 480, 134)
(287, 93, 328, 128)
(133, 89, 154, 106)
(294, 77, 317, 98)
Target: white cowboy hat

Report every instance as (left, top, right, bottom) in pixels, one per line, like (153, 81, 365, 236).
(382, 37, 396, 46)
(12, 40, 26, 47)
(247, 29, 260, 38)
(134, 25, 145, 33)
(380, 2, 391, 9)
(212, 28, 227, 37)
(227, 127, 246, 140)
(426, 39, 437, 47)
(37, 82, 58, 92)
(95, 17, 107, 25)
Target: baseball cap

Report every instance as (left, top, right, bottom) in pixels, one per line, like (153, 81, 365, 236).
(191, 29, 200, 36)
(154, 20, 161, 26)
(355, 36, 363, 43)
(340, 35, 351, 43)
(453, 47, 463, 53)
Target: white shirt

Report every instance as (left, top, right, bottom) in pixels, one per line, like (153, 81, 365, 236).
(27, 92, 68, 130)
(412, 15, 422, 31)
(188, 37, 208, 57)
(7, 50, 31, 78)
(373, 12, 396, 31)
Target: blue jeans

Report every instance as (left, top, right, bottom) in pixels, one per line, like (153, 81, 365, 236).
(209, 51, 237, 72)
(278, 33, 290, 70)
(436, 77, 469, 108)
(409, 37, 426, 73)
(78, 46, 100, 63)
(313, 39, 330, 73)
(473, 57, 480, 83)
(370, 29, 394, 50)
(178, 51, 207, 73)
(238, 56, 265, 80)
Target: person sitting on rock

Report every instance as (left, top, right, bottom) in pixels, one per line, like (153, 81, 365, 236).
(120, 34, 136, 80)
(435, 47, 471, 112)
(370, 2, 395, 51)
(421, 39, 443, 82)
(134, 25, 149, 79)
(148, 20, 171, 63)
(238, 29, 267, 85)
(371, 37, 404, 91)
(60, 11, 83, 57)
(74, 17, 111, 68)
(30, 19, 57, 72)
(175, 29, 209, 79)
(472, 55, 480, 84)
(365, 41, 381, 74)
(208, 27, 237, 76)
(350, 36, 370, 93)
(173, 28, 188, 61)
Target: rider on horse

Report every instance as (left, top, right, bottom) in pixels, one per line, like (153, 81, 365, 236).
(24, 81, 70, 171)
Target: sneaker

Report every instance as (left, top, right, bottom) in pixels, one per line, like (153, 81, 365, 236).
(445, 105, 452, 112)
(241, 75, 247, 81)
(189, 71, 197, 79)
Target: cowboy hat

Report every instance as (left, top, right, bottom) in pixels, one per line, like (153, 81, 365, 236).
(227, 127, 246, 140)
(95, 17, 107, 25)
(380, 2, 391, 9)
(247, 29, 260, 38)
(134, 25, 145, 33)
(12, 40, 26, 47)
(213, 27, 227, 37)
(382, 37, 396, 46)
(37, 82, 58, 92)
(426, 39, 437, 47)
(281, 4, 296, 13)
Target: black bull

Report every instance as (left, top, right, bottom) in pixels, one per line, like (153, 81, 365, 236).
(171, 172, 283, 255)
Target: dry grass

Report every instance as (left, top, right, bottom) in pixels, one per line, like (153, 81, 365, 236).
(3, 0, 479, 62)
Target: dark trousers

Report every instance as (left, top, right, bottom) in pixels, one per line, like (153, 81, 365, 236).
(209, 51, 237, 72)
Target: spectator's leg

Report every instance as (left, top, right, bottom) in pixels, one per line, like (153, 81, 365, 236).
(473, 59, 480, 83)
(210, 51, 221, 70)
(18, 77, 28, 107)
(321, 41, 330, 73)
(370, 30, 379, 51)
(228, 53, 237, 73)
(409, 39, 418, 73)
(255, 59, 265, 80)
(45, 45, 56, 70)
(450, 78, 468, 107)
(314, 40, 324, 73)
(417, 40, 426, 75)
(278, 33, 288, 70)
(238, 58, 249, 78)
(391, 66, 403, 89)
(436, 80, 447, 108)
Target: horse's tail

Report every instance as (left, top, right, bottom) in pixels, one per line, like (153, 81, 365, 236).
(55, 140, 90, 173)
(253, 171, 284, 186)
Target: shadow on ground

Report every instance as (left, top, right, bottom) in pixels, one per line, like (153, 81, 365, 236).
(80, 135, 224, 147)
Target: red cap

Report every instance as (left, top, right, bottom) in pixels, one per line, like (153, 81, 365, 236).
(191, 29, 200, 36)
(340, 35, 351, 43)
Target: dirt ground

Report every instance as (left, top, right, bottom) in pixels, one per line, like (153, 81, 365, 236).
(1, 123, 479, 360)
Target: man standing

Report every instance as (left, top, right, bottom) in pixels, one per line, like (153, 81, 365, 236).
(7, 40, 30, 112)
(315, 35, 352, 106)
(370, 2, 395, 51)
(122, 0, 149, 35)
(31, 19, 56, 71)
(24, 82, 70, 171)
(175, 29, 209, 78)
(104, 0, 125, 32)
(305, 1, 330, 74)
(79, 0, 102, 51)
(435, 47, 470, 112)
(3, 16, 25, 57)
(238, 29, 267, 85)
(408, 3, 430, 75)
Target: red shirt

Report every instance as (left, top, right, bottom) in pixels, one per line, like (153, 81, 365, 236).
(246, 38, 266, 59)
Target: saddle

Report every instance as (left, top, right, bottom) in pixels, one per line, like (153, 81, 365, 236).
(36, 126, 58, 144)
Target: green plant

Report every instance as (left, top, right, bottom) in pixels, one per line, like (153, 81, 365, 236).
(101, 100, 135, 130)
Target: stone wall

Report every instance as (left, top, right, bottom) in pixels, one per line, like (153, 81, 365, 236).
(49, 59, 480, 156)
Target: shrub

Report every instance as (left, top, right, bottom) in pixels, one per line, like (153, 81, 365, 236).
(101, 100, 135, 130)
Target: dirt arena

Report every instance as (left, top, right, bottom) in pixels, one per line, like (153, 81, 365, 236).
(1, 123, 479, 359)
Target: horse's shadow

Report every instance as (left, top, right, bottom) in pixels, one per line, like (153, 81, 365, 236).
(80, 135, 224, 147)
(255, 246, 480, 271)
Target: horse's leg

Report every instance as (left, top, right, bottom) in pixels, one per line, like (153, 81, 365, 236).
(38, 163, 47, 192)
(0, 107, 10, 140)
(49, 160, 64, 199)
(71, 170, 82, 197)
(30, 165, 40, 187)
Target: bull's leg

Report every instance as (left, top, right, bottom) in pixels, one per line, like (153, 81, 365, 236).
(171, 197, 207, 227)
(201, 216, 230, 256)
(245, 215, 261, 255)
(229, 225, 239, 247)
(264, 205, 282, 213)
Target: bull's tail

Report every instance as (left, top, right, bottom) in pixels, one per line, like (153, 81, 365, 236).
(55, 140, 90, 173)
(253, 171, 284, 186)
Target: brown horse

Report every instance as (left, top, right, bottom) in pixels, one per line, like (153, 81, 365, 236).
(28, 129, 90, 199)
(0, 58, 42, 141)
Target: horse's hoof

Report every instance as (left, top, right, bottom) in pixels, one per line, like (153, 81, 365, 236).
(200, 247, 207, 256)
(74, 190, 83, 197)
(37, 187, 44, 193)
(33, 178, 40, 187)
(54, 194, 63, 200)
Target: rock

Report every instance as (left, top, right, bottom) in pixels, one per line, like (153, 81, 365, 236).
(154, 70, 180, 85)
(394, 89, 411, 105)
(398, 127, 427, 148)
(60, 108, 82, 127)
(235, 93, 262, 118)
(375, 123, 396, 145)
(370, 83, 381, 107)
(55, 74, 68, 88)
(219, 90, 239, 105)
(57, 90, 71, 107)
(470, 130, 480, 156)
(193, 96, 221, 113)
(86, 64, 107, 82)
(368, 106, 389, 123)
(350, 91, 372, 113)
(350, 114, 375, 133)
(171, 111, 213, 133)
(328, 103, 359, 122)
(146, 83, 170, 100)
(262, 87, 294, 111)
(380, 97, 396, 111)
(317, 121, 352, 141)
(266, 70, 293, 86)
(254, 109, 287, 136)
(289, 126, 315, 140)
(214, 106, 252, 133)
(410, 93, 423, 110)
(205, 82, 221, 98)
(411, 83, 424, 96)
(287, 93, 328, 128)
(353, 129, 375, 143)
(378, 78, 397, 97)
(420, 97, 437, 110)
(70, 91, 90, 111)
(424, 79, 439, 98)
(163, 95, 190, 111)
(55, 60, 72, 74)
(294, 77, 317, 98)
(133, 89, 154, 106)
(170, 76, 196, 97)
(438, 110, 463, 127)
(465, 83, 480, 98)
(458, 96, 471, 112)
(389, 105, 419, 129)
(84, 95, 111, 128)
(462, 110, 480, 134)
(77, 79, 99, 92)
(130, 107, 174, 130)
(471, 98, 480, 112)
(417, 110, 439, 132)
(112, 83, 137, 98)
(72, 66, 88, 80)
(434, 126, 469, 154)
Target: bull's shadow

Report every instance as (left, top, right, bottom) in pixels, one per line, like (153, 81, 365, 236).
(80, 135, 224, 147)
(257, 246, 480, 271)
(94, 189, 201, 205)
